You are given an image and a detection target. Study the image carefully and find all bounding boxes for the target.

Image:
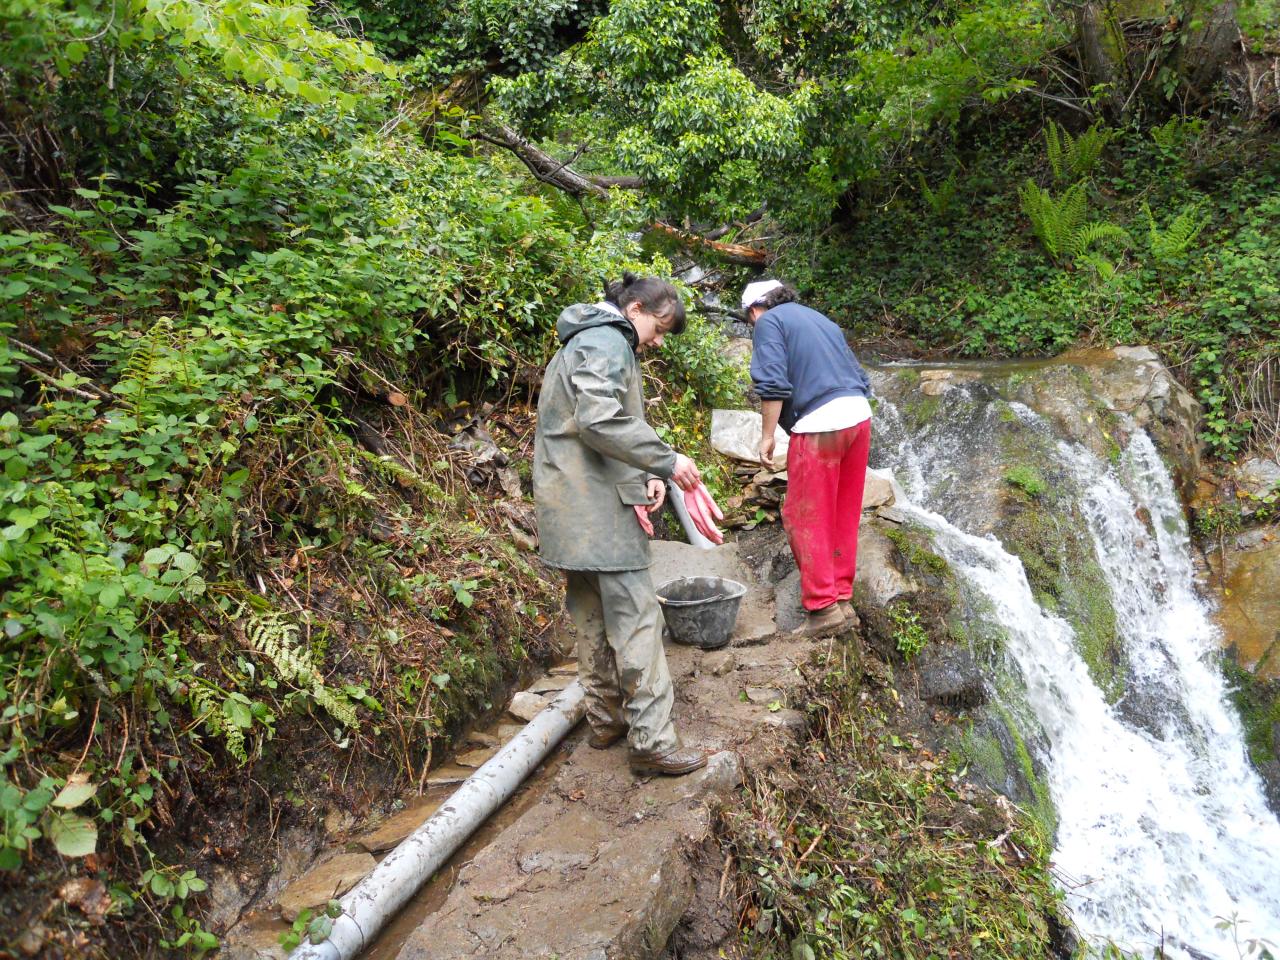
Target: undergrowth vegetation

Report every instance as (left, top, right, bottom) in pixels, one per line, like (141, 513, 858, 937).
(724, 641, 1067, 959)
(785, 118, 1280, 460)
(0, 5, 742, 953)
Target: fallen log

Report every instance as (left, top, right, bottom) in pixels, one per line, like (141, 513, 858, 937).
(650, 222, 771, 266)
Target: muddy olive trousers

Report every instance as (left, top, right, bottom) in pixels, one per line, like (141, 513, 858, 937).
(563, 569, 680, 756)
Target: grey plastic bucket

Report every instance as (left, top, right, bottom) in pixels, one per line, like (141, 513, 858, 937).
(654, 576, 747, 650)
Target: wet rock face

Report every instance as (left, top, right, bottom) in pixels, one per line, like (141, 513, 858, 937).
(1219, 533, 1280, 679)
(869, 346, 1204, 501)
(916, 647, 988, 709)
(1217, 529, 1280, 814)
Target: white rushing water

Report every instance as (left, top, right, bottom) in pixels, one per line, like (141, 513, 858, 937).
(876, 398, 1280, 958)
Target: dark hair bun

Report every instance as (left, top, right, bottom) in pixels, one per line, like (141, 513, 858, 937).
(603, 271, 640, 305)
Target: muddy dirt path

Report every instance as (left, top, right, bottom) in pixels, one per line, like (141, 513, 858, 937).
(223, 537, 815, 960)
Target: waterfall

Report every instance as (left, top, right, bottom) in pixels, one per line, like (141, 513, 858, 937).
(874, 395, 1280, 958)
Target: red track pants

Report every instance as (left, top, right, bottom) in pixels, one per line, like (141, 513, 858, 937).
(782, 420, 872, 612)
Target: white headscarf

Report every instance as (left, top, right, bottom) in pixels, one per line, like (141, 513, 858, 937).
(740, 279, 784, 311)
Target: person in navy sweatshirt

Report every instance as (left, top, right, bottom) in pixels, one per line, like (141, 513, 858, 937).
(742, 279, 873, 637)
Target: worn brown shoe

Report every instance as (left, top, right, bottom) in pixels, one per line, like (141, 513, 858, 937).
(837, 600, 860, 628)
(792, 604, 848, 638)
(588, 725, 627, 750)
(629, 747, 708, 776)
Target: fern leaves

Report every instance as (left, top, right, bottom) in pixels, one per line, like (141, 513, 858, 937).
(917, 171, 958, 218)
(1020, 181, 1129, 265)
(1143, 201, 1208, 265)
(1045, 120, 1111, 182)
(241, 607, 359, 729)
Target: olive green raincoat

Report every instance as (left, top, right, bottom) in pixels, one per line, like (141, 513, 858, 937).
(533, 303, 677, 572)
(533, 303, 682, 756)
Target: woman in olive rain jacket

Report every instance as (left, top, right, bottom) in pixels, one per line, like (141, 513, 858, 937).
(533, 274, 707, 776)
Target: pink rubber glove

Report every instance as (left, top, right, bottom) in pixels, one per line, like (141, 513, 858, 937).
(695, 483, 724, 521)
(634, 504, 655, 537)
(683, 483, 724, 545)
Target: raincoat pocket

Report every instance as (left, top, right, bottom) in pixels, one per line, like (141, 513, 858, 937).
(615, 481, 652, 506)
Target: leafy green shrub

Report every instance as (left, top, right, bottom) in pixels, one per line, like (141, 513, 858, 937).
(888, 601, 929, 660)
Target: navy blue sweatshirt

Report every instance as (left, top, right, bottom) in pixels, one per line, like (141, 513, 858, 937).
(749, 302, 871, 433)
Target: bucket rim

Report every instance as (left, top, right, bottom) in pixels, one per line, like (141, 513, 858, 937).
(653, 576, 748, 606)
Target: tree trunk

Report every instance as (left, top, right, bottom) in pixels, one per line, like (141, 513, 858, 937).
(1177, 0, 1239, 101)
(1076, 3, 1126, 114)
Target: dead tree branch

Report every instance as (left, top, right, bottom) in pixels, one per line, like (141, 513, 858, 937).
(650, 222, 771, 266)
(480, 124, 636, 199)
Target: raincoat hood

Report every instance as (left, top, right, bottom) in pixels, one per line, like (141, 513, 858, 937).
(556, 302, 638, 350)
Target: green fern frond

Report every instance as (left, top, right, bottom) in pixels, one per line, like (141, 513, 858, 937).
(1144, 201, 1208, 264)
(1068, 123, 1110, 179)
(1066, 222, 1129, 260)
(1045, 121, 1066, 181)
(1044, 120, 1110, 181)
(312, 686, 358, 729)
(1077, 253, 1119, 283)
(238, 606, 359, 729)
(116, 317, 176, 415)
(186, 679, 249, 764)
(1021, 181, 1126, 264)
(917, 171, 958, 218)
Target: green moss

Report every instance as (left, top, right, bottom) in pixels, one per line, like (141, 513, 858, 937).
(901, 391, 944, 429)
(997, 705, 1058, 837)
(896, 367, 922, 387)
(958, 707, 1057, 838)
(1002, 507, 1125, 702)
(1004, 465, 1048, 498)
(960, 725, 1008, 785)
(884, 525, 950, 576)
(1223, 657, 1280, 767)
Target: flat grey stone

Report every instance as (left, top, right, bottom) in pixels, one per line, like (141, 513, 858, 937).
(508, 691, 548, 722)
(528, 674, 574, 694)
(744, 686, 783, 705)
(454, 746, 499, 768)
(863, 469, 896, 510)
(760, 709, 807, 739)
(354, 797, 443, 853)
(424, 764, 473, 787)
(702, 649, 736, 677)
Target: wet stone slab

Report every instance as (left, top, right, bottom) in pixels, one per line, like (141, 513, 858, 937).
(387, 544, 819, 960)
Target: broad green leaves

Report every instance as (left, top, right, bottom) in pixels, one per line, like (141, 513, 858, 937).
(490, 0, 1066, 222)
(137, 0, 396, 105)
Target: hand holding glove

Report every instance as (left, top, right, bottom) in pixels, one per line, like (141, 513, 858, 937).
(633, 477, 666, 537)
(683, 482, 724, 545)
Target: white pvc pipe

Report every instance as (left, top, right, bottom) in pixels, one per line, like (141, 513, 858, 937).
(667, 479, 716, 550)
(289, 681, 586, 960)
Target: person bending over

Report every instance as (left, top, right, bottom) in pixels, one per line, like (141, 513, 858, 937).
(742, 279, 873, 638)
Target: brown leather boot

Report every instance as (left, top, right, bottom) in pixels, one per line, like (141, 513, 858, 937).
(588, 725, 627, 750)
(629, 747, 708, 776)
(792, 604, 848, 638)
(837, 600, 860, 628)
